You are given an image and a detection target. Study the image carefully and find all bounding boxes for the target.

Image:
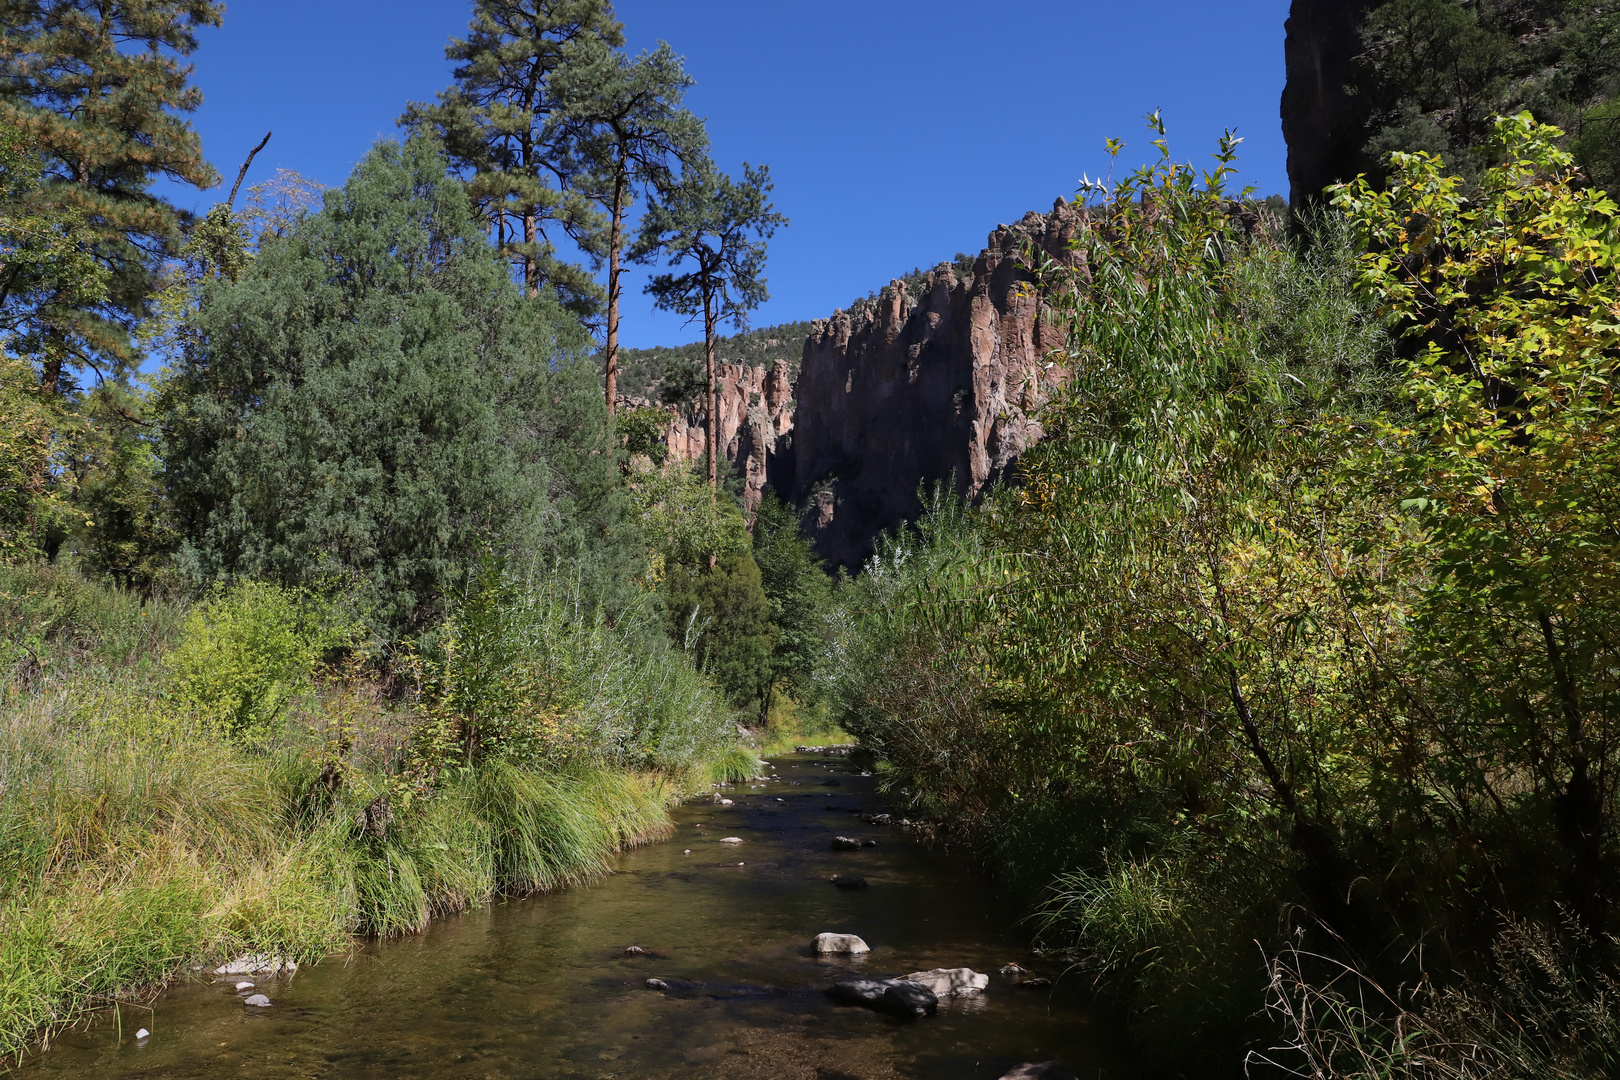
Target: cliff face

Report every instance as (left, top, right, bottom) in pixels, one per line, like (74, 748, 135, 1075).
(620, 358, 795, 515)
(1281, 0, 1378, 211)
(788, 201, 1082, 567)
(630, 200, 1082, 568)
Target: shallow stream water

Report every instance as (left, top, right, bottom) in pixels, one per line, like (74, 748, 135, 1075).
(18, 752, 1133, 1080)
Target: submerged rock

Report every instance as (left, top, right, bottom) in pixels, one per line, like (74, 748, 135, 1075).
(831, 836, 863, 850)
(623, 946, 647, 956)
(904, 967, 989, 996)
(998, 963, 1027, 976)
(645, 978, 670, 991)
(999, 1063, 1077, 1080)
(214, 954, 297, 976)
(719, 836, 744, 844)
(881, 981, 938, 1017)
(830, 874, 868, 889)
(243, 994, 272, 1008)
(825, 978, 938, 1018)
(233, 981, 254, 992)
(812, 932, 870, 954)
(1017, 977, 1054, 989)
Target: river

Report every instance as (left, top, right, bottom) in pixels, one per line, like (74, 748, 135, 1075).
(17, 752, 1132, 1079)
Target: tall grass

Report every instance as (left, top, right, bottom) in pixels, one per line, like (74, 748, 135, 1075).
(0, 563, 738, 1058)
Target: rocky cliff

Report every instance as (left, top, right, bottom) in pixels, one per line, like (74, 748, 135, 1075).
(1281, 0, 1379, 211)
(632, 200, 1083, 569)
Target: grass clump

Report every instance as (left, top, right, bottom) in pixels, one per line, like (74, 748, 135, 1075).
(0, 562, 740, 1058)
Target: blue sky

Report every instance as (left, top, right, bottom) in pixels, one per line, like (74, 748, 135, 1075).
(162, 0, 1292, 349)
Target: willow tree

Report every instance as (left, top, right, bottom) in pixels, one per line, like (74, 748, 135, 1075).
(0, 0, 222, 391)
(401, 0, 620, 318)
(629, 156, 784, 488)
(552, 38, 705, 413)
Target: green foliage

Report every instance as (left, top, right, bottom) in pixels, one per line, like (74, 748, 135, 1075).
(158, 137, 596, 638)
(0, 0, 222, 381)
(751, 491, 833, 723)
(164, 581, 351, 740)
(612, 319, 813, 400)
(400, 0, 620, 315)
(630, 460, 751, 571)
(1349, 0, 1620, 190)
(665, 551, 773, 710)
(1334, 112, 1620, 928)
(0, 562, 185, 683)
(416, 551, 738, 773)
(619, 405, 672, 465)
(631, 154, 786, 485)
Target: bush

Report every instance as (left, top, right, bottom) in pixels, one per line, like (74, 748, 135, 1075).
(164, 581, 351, 739)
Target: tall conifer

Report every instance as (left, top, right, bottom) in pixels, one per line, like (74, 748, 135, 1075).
(0, 0, 222, 391)
(631, 156, 784, 489)
(402, 0, 621, 319)
(552, 39, 705, 414)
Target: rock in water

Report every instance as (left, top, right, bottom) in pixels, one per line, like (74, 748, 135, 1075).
(623, 946, 646, 956)
(881, 980, 938, 1017)
(719, 836, 744, 844)
(812, 932, 870, 954)
(134, 1028, 150, 1040)
(1017, 977, 1054, 989)
(826, 978, 939, 1018)
(825, 979, 891, 1006)
(999, 1063, 1078, 1080)
(214, 954, 298, 975)
(234, 981, 254, 992)
(830, 874, 868, 889)
(998, 962, 1027, 976)
(645, 978, 670, 991)
(830, 836, 863, 850)
(243, 994, 272, 1008)
(903, 967, 990, 996)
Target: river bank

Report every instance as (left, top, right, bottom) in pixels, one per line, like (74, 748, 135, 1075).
(14, 753, 1133, 1080)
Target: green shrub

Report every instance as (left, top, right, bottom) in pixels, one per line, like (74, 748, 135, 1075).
(164, 581, 351, 739)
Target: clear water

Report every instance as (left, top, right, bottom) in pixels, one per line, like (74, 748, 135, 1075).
(16, 754, 1133, 1079)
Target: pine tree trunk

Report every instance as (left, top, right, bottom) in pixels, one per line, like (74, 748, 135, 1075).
(705, 293, 718, 492)
(524, 211, 539, 298)
(604, 169, 626, 416)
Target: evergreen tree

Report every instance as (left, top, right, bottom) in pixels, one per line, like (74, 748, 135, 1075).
(630, 155, 785, 488)
(751, 491, 832, 725)
(159, 137, 599, 636)
(1344, 0, 1620, 190)
(0, 0, 222, 391)
(665, 551, 773, 710)
(401, 0, 620, 319)
(551, 38, 705, 414)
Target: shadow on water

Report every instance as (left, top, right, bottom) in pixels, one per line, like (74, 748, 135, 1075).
(14, 753, 1136, 1079)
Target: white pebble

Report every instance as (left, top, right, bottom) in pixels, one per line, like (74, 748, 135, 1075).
(719, 836, 743, 844)
(738, 861, 745, 865)
(234, 981, 254, 991)
(243, 994, 272, 1007)
(135, 1028, 150, 1040)
(683, 848, 691, 854)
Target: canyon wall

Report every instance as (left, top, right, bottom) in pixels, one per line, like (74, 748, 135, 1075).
(1281, 0, 1379, 211)
(632, 200, 1083, 569)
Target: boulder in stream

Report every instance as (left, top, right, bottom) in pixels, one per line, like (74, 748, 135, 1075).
(214, 954, 297, 975)
(831, 836, 863, 850)
(719, 836, 744, 844)
(998, 1063, 1078, 1080)
(812, 932, 870, 954)
(904, 967, 989, 996)
(242, 994, 272, 1008)
(825, 978, 938, 1018)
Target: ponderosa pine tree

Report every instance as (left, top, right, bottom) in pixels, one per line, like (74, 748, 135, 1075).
(159, 137, 601, 636)
(401, 0, 620, 319)
(0, 0, 221, 392)
(551, 38, 705, 414)
(630, 155, 784, 488)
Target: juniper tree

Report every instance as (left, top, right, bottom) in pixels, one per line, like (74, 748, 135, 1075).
(401, 0, 620, 319)
(0, 0, 222, 392)
(158, 138, 606, 636)
(551, 38, 705, 413)
(630, 156, 784, 488)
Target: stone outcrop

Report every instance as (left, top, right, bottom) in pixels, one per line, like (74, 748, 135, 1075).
(786, 201, 1083, 567)
(617, 357, 794, 516)
(1281, 0, 1380, 211)
(627, 201, 1083, 568)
